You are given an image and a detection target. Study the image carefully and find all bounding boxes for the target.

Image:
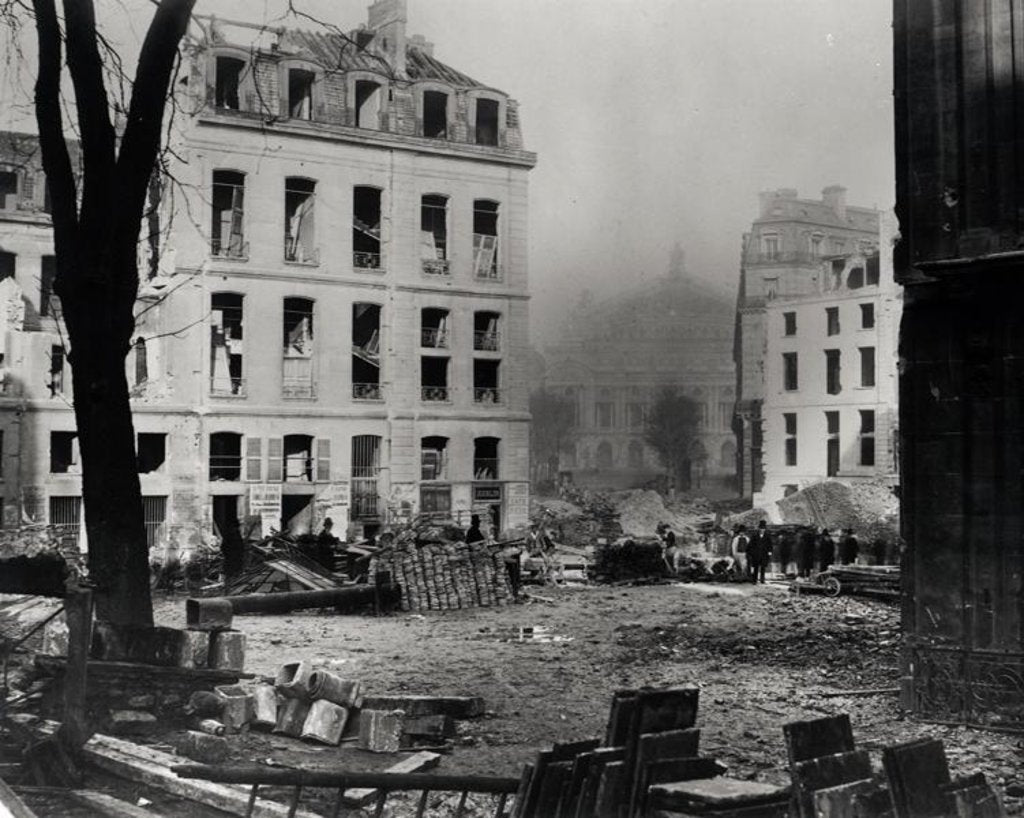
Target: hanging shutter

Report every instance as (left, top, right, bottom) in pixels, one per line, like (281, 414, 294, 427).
(245, 437, 263, 482)
(316, 438, 331, 482)
(267, 438, 283, 482)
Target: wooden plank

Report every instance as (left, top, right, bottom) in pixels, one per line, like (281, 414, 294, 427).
(783, 714, 855, 768)
(792, 751, 872, 818)
(58, 587, 91, 751)
(68, 790, 162, 818)
(0, 776, 38, 818)
(340, 751, 441, 806)
(630, 728, 701, 815)
(77, 732, 321, 818)
(882, 738, 951, 818)
(360, 695, 484, 718)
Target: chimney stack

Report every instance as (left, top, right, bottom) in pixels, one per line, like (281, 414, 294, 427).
(822, 185, 847, 219)
(367, 0, 407, 76)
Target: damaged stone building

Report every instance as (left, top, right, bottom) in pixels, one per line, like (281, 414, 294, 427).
(757, 213, 901, 505)
(734, 187, 882, 497)
(543, 248, 736, 491)
(0, 0, 535, 553)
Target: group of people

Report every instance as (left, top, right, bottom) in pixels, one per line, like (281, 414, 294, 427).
(728, 522, 863, 581)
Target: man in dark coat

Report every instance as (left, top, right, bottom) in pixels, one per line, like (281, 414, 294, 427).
(777, 528, 796, 576)
(840, 528, 859, 565)
(797, 527, 817, 578)
(465, 514, 484, 544)
(818, 528, 836, 572)
(747, 520, 772, 583)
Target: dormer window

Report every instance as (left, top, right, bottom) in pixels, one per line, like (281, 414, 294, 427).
(355, 80, 382, 128)
(0, 170, 17, 210)
(214, 56, 245, 110)
(423, 90, 448, 138)
(288, 69, 315, 120)
(475, 98, 499, 146)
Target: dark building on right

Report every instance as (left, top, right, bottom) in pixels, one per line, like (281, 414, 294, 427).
(895, 2, 1024, 729)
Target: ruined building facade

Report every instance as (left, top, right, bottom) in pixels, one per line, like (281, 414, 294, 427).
(734, 187, 882, 498)
(544, 251, 736, 490)
(0, 0, 535, 552)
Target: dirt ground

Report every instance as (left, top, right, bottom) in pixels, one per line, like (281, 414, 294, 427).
(153, 582, 1024, 814)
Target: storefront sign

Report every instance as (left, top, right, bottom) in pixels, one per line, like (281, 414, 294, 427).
(250, 484, 283, 537)
(472, 484, 503, 503)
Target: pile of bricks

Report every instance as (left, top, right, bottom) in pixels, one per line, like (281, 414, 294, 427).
(368, 539, 512, 612)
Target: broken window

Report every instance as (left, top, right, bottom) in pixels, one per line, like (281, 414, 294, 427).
(211, 293, 244, 395)
(282, 297, 315, 398)
(473, 311, 500, 351)
(783, 352, 798, 391)
(352, 303, 381, 400)
(0, 171, 17, 210)
(283, 434, 314, 482)
(474, 359, 501, 404)
(142, 496, 167, 549)
(860, 346, 876, 388)
(866, 256, 880, 286)
(50, 431, 79, 473)
(826, 411, 840, 477)
(421, 356, 449, 402)
(423, 90, 448, 138)
(421, 436, 448, 481)
(784, 413, 797, 466)
(40, 255, 56, 316)
(284, 178, 317, 263)
(137, 432, 166, 474)
(352, 435, 381, 519)
(209, 432, 242, 480)
(825, 349, 841, 395)
(288, 69, 316, 120)
(475, 98, 499, 146)
(474, 437, 499, 480)
(0, 251, 14, 281)
(133, 338, 148, 387)
(353, 186, 382, 269)
(826, 306, 840, 336)
(473, 200, 499, 279)
(847, 266, 865, 289)
(421, 308, 449, 349)
(49, 345, 65, 397)
(859, 410, 876, 466)
(860, 303, 875, 329)
(421, 194, 449, 274)
(214, 56, 245, 110)
(211, 170, 246, 258)
(355, 80, 382, 128)
(783, 311, 796, 336)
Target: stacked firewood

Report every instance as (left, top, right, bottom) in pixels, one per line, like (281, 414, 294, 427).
(368, 538, 512, 612)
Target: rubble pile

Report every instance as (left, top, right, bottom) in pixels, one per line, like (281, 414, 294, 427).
(593, 537, 668, 583)
(607, 490, 717, 537)
(539, 487, 623, 547)
(368, 528, 512, 612)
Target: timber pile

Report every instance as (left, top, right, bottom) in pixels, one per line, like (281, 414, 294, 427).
(593, 537, 668, 583)
(819, 564, 901, 599)
(368, 532, 512, 612)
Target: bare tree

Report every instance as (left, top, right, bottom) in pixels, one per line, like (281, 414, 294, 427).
(28, 0, 196, 624)
(529, 388, 575, 487)
(644, 387, 701, 491)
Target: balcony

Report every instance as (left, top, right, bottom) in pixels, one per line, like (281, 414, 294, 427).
(284, 244, 319, 265)
(474, 387, 501, 405)
(422, 259, 450, 276)
(354, 251, 382, 270)
(473, 330, 500, 352)
(473, 459, 499, 480)
(421, 328, 449, 349)
(422, 386, 450, 403)
(210, 377, 246, 398)
(351, 482, 380, 520)
(210, 238, 249, 260)
(353, 382, 383, 401)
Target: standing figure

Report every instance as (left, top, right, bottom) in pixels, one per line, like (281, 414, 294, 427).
(465, 514, 484, 544)
(748, 520, 772, 584)
(778, 528, 795, 576)
(818, 527, 836, 572)
(798, 527, 817, 578)
(315, 517, 340, 571)
(501, 540, 523, 601)
(840, 528, 859, 565)
(730, 525, 749, 580)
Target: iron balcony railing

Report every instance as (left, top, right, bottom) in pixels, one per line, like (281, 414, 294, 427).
(210, 238, 249, 260)
(422, 258, 451, 276)
(422, 386, 450, 403)
(351, 485, 380, 520)
(473, 330, 500, 351)
(353, 382, 383, 401)
(283, 243, 319, 265)
(354, 251, 382, 270)
(474, 387, 501, 404)
(421, 328, 450, 349)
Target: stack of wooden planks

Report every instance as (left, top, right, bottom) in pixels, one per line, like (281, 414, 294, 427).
(368, 540, 512, 612)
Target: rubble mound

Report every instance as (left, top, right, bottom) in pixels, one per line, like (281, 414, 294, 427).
(609, 490, 713, 537)
(593, 538, 668, 582)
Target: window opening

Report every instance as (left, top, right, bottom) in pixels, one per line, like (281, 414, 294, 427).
(0, 171, 17, 209)
(810, 234, 823, 258)
(283, 297, 315, 398)
(475, 98, 499, 146)
(860, 346, 876, 388)
(474, 437, 499, 480)
(420, 194, 449, 274)
(211, 293, 244, 395)
(421, 356, 449, 402)
(352, 303, 381, 400)
(762, 233, 779, 260)
(783, 352, 798, 391)
(826, 411, 840, 477)
(0, 251, 14, 280)
(49, 345, 65, 397)
(847, 266, 865, 289)
(215, 57, 244, 110)
(474, 311, 500, 351)
(423, 90, 448, 138)
(137, 432, 166, 474)
(212, 171, 246, 258)
(784, 413, 797, 466)
(783, 312, 796, 336)
(421, 308, 449, 349)
(474, 359, 500, 404)
(40, 255, 56, 316)
(421, 484, 451, 516)
(283, 434, 314, 481)
(861, 303, 875, 329)
(284, 178, 317, 263)
(421, 436, 448, 481)
(288, 69, 315, 120)
(210, 432, 242, 480)
(473, 200, 499, 279)
(142, 496, 167, 549)
(859, 410, 876, 466)
(355, 80, 382, 128)
(826, 306, 840, 336)
(596, 402, 615, 428)
(352, 435, 381, 519)
(826, 349, 841, 395)
(49, 496, 81, 546)
(133, 338, 148, 387)
(866, 256, 880, 286)
(50, 431, 79, 473)
(353, 186, 382, 269)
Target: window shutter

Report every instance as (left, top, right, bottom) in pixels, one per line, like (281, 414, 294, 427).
(316, 438, 331, 482)
(245, 437, 262, 482)
(267, 437, 283, 482)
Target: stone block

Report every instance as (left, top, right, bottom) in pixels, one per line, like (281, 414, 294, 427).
(402, 714, 455, 739)
(177, 630, 210, 669)
(275, 660, 313, 699)
(358, 709, 405, 753)
(186, 598, 234, 632)
(251, 684, 278, 730)
(176, 730, 230, 764)
(273, 698, 310, 738)
(108, 710, 158, 736)
(209, 630, 246, 672)
(308, 670, 360, 706)
(214, 684, 254, 732)
(301, 700, 348, 745)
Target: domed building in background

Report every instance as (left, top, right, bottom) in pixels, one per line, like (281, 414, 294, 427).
(542, 247, 736, 491)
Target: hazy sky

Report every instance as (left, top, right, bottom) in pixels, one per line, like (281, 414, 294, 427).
(1, 0, 894, 346)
